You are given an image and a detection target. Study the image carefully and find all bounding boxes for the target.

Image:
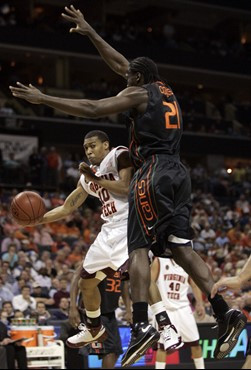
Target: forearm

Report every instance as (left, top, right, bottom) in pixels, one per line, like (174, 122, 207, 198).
(40, 94, 97, 118)
(96, 178, 129, 196)
(98, 178, 129, 196)
(41, 187, 87, 224)
(238, 256, 251, 284)
(87, 28, 129, 77)
(40, 206, 70, 224)
(192, 284, 204, 304)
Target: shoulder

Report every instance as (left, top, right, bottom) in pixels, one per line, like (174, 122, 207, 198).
(117, 86, 148, 103)
(117, 150, 133, 171)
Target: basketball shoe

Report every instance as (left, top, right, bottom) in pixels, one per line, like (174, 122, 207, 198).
(121, 322, 160, 367)
(213, 309, 247, 359)
(66, 322, 107, 348)
(161, 324, 183, 352)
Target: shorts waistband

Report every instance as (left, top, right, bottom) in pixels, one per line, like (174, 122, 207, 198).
(144, 154, 180, 162)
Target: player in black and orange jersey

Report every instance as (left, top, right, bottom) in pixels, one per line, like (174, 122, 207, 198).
(69, 264, 131, 369)
(88, 273, 129, 369)
(10, 5, 247, 367)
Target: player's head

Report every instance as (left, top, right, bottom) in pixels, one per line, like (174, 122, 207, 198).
(83, 130, 110, 165)
(127, 57, 160, 87)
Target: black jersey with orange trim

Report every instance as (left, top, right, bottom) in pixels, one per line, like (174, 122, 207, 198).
(126, 81, 183, 169)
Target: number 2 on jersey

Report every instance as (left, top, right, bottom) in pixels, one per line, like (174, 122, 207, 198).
(163, 101, 180, 129)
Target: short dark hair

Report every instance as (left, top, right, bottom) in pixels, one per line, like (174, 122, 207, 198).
(37, 301, 46, 307)
(129, 57, 160, 84)
(2, 301, 12, 307)
(84, 130, 110, 145)
(21, 285, 30, 291)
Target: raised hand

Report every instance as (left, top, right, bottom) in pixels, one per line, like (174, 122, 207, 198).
(9, 82, 43, 104)
(79, 162, 97, 182)
(62, 5, 93, 36)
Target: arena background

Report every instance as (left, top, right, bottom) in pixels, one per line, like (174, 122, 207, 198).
(0, 0, 250, 369)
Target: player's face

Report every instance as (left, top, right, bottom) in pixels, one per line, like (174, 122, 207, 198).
(83, 137, 109, 165)
(126, 69, 139, 87)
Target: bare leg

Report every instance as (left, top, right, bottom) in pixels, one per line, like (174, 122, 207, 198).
(242, 356, 251, 369)
(155, 348, 166, 369)
(171, 245, 214, 295)
(191, 345, 203, 358)
(129, 248, 150, 303)
(102, 353, 119, 369)
(79, 277, 101, 311)
(191, 346, 205, 369)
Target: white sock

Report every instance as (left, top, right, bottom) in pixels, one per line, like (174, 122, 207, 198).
(193, 357, 205, 369)
(155, 361, 166, 369)
(151, 301, 166, 316)
(86, 308, 101, 318)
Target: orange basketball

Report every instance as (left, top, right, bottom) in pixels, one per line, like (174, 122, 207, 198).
(10, 191, 46, 226)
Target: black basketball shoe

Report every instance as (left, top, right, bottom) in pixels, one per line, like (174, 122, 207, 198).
(121, 322, 160, 367)
(214, 309, 247, 360)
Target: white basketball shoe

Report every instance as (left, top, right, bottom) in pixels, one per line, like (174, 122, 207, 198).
(161, 324, 183, 351)
(66, 323, 107, 348)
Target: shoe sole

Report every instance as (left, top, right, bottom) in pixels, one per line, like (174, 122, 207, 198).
(121, 331, 160, 368)
(66, 331, 108, 348)
(214, 315, 247, 360)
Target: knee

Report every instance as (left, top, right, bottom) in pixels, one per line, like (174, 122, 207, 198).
(129, 248, 148, 264)
(79, 277, 98, 292)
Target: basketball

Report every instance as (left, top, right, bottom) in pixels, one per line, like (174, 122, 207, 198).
(10, 191, 46, 226)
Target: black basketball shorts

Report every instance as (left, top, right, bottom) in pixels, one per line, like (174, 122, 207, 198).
(128, 154, 193, 256)
(88, 312, 123, 358)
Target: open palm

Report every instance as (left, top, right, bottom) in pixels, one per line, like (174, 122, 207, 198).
(62, 5, 92, 36)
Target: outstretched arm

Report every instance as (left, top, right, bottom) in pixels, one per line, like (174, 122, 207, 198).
(38, 183, 88, 225)
(62, 5, 129, 78)
(9, 83, 147, 118)
(211, 256, 251, 298)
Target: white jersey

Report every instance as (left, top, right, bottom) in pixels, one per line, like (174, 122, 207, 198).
(156, 258, 190, 310)
(80, 146, 129, 223)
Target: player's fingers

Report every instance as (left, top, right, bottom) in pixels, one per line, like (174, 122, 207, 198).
(211, 283, 219, 299)
(61, 13, 75, 22)
(9, 86, 22, 91)
(69, 28, 78, 33)
(16, 82, 29, 89)
(70, 5, 79, 13)
(79, 161, 88, 167)
(64, 6, 76, 16)
(9, 87, 26, 94)
(12, 93, 25, 99)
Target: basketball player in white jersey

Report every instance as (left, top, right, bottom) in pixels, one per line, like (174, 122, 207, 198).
(34, 130, 181, 351)
(151, 257, 205, 369)
(36, 130, 133, 346)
